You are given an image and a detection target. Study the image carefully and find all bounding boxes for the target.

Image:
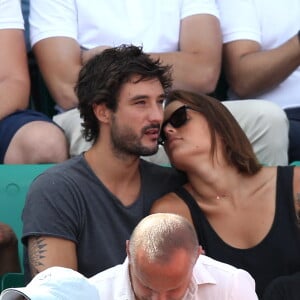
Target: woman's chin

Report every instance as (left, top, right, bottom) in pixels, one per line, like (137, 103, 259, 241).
(169, 153, 188, 170)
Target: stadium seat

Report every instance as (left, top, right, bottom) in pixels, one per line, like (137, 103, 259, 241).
(0, 164, 54, 291)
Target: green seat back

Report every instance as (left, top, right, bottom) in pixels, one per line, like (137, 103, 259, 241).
(0, 273, 25, 291)
(0, 163, 54, 290)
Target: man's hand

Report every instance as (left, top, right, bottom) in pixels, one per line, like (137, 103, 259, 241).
(81, 45, 112, 65)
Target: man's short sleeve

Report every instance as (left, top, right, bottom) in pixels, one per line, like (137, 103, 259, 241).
(29, 0, 78, 47)
(0, 0, 24, 30)
(216, 0, 261, 44)
(182, 0, 220, 20)
(22, 171, 84, 245)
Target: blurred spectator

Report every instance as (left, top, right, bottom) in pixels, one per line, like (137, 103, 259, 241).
(0, 266, 100, 299)
(0, 0, 68, 164)
(28, 0, 289, 166)
(0, 223, 20, 276)
(262, 273, 300, 300)
(217, 0, 300, 163)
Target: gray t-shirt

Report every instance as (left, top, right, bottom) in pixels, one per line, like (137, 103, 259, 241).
(22, 155, 185, 278)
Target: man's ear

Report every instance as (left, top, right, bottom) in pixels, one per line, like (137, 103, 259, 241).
(126, 240, 130, 261)
(198, 245, 205, 256)
(93, 103, 111, 123)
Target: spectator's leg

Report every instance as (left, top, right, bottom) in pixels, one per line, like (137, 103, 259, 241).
(53, 108, 92, 157)
(4, 121, 68, 164)
(223, 100, 289, 166)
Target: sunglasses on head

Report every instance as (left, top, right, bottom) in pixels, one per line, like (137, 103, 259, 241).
(159, 105, 198, 145)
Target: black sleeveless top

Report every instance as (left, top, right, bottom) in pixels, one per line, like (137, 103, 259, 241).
(174, 166, 300, 298)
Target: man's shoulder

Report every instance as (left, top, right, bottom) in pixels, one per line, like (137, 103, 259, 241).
(90, 264, 123, 283)
(39, 155, 85, 175)
(30, 155, 89, 188)
(194, 256, 257, 298)
(198, 255, 239, 274)
(89, 261, 132, 298)
(196, 255, 255, 282)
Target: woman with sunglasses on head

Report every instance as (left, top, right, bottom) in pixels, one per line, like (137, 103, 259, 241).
(150, 89, 300, 299)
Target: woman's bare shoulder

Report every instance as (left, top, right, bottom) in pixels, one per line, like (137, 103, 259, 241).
(150, 191, 192, 222)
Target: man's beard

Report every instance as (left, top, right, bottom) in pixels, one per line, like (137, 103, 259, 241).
(110, 117, 159, 157)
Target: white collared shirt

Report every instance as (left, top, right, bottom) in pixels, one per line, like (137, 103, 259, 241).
(216, 0, 300, 109)
(89, 255, 258, 300)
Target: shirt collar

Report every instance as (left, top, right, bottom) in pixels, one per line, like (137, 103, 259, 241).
(181, 256, 217, 300)
(113, 257, 136, 299)
(192, 256, 217, 285)
(115, 256, 218, 300)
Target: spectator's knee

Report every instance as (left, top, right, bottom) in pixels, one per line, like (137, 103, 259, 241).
(5, 121, 69, 163)
(251, 101, 288, 165)
(256, 101, 288, 132)
(32, 123, 69, 163)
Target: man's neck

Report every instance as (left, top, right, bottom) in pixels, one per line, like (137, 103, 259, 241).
(84, 145, 142, 206)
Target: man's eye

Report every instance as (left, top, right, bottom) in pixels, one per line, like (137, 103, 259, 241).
(135, 101, 146, 105)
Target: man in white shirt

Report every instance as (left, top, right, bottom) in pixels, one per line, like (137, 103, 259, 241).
(217, 0, 300, 163)
(0, 0, 68, 164)
(90, 213, 258, 300)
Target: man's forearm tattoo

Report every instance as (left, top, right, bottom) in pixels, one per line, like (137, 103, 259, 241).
(29, 236, 47, 276)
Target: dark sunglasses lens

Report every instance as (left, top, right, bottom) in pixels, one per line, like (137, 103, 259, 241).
(159, 106, 187, 145)
(170, 106, 187, 128)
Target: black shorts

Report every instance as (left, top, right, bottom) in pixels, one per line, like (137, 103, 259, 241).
(0, 109, 54, 163)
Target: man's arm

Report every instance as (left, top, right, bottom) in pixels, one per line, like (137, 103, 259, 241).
(27, 235, 77, 278)
(0, 29, 30, 120)
(33, 37, 82, 110)
(223, 33, 300, 99)
(34, 13, 221, 110)
(150, 14, 222, 94)
(82, 14, 222, 95)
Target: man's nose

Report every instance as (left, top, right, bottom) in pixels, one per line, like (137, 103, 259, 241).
(151, 293, 168, 300)
(148, 103, 163, 123)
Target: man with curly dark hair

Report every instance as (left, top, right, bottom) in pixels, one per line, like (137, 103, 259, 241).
(22, 45, 185, 282)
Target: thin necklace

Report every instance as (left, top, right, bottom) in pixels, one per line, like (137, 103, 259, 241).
(189, 184, 228, 201)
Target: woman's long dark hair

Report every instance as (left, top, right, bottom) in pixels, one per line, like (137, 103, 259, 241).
(165, 90, 262, 175)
